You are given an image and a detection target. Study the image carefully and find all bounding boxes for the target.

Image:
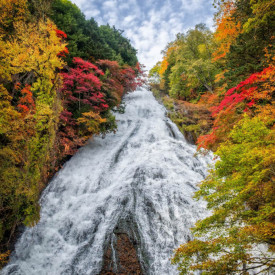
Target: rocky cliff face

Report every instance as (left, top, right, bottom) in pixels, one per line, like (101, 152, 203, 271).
(172, 100, 213, 144)
(150, 87, 213, 145)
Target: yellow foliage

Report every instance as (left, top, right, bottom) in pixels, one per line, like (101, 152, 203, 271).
(77, 111, 106, 135)
(214, 70, 227, 83)
(0, 250, 10, 268)
(3, 19, 66, 84)
(0, 10, 67, 250)
(198, 44, 207, 55)
(159, 59, 169, 77)
(0, 0, 29, 35)
(159, 46, 176, 76)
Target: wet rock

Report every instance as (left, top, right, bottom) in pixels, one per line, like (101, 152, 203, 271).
(100, 233, 143, 275)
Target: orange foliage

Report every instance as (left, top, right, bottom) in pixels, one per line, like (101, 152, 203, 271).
(212, 1, 241, 61)
(0, 250, 10, 268)
(17, 85, 35, 116)
(198, 63, 275, 150)
(159, 59, 169, 77)
(197, 127, 218, 150)
(198, 92, 219, 106)
(159, 46, 176, 76)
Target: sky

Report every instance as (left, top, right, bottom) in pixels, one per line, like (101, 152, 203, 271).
(70, 0, 215, 70)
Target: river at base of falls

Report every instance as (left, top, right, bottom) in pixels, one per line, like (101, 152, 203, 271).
(2, 88, 213, 275)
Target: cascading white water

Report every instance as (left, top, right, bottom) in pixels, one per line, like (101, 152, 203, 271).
(2, 88, 213, 275)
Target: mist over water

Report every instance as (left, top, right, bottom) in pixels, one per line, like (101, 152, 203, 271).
(2, 88, 212, 275)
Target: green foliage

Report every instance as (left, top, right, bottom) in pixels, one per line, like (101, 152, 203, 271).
(150, 24, 220, 100)
(99, 111, 117, 135)
(49, 0, 88, 62)
(149, 61, 161, 84)
(173, 115, 275, 274)
(172, 24, 219, 96)
(243, 0, 275, 34)
(223, 0, 275, 87)
(49, 0, 138, 66)
(162, 96, 175, 111)
(99, 24, 138, 66)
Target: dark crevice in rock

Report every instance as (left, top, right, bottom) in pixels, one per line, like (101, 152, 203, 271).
(166, 121, 176, 139)
(100, 233, 142, 275)
(100, 216, 146, 275)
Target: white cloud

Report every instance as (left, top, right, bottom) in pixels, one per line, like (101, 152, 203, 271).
(70, 0, 87, 7)
(70, 0, 215, 69)
(103, 0, 117, 9)
(85, 9, 100, 18)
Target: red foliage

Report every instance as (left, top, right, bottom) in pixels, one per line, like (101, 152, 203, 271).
(58, 58, 108, 156)
(96, 60, 145, 106)
(120, 66, 140, 92)
(96, 60, 127, 103)
(74, 57, 104, 76)
(55, 29, 69, 58)
(14, 82, 21, 90)
(211, 67, 273, 117)
(198, 66, 274, 150)
(57, 47, 69, 57)
(197, 128, 218, 150)
(17, 85, 35, 116)
(61, 57, 107, 111)
(211, 92, 245, 116)
(58, 58, 144, 157)
(55, 29, 67, 39)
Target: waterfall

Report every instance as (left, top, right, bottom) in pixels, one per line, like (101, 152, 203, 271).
(2, 88, 212, 275)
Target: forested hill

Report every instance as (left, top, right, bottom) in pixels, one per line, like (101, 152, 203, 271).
(50, 0, 138, 66)
(150, 0, 275, 273)
(0, 0, 143, 265)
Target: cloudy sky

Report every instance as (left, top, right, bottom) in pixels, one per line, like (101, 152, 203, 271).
(71, 0, 215, 70)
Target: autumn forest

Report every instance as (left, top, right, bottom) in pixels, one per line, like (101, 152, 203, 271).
(0, 0, 275, 274)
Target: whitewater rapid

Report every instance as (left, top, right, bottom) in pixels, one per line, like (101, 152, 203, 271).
(2, 88, 212, 275)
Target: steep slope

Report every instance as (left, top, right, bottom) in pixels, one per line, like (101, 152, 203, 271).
(2, 89, 212, 275)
